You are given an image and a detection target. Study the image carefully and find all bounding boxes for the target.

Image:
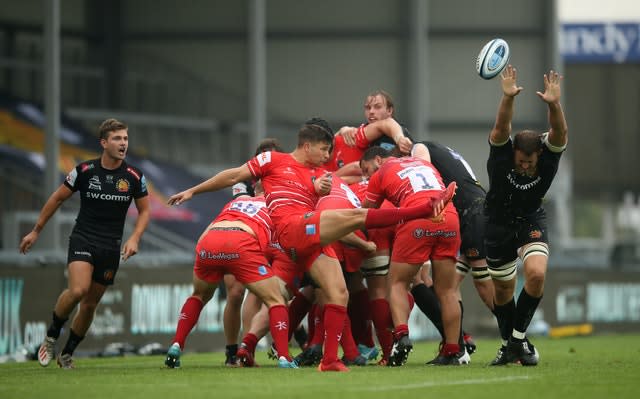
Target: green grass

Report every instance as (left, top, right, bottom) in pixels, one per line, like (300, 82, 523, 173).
(1, 334, 639, 399)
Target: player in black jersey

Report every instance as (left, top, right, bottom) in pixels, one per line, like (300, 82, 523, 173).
(409, 141, 494, 363)
(485, 65, 568, 366)
(20, 119, 150, 369)
(337, 89, 414, 149)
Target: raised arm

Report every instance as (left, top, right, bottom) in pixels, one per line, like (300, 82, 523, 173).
(168, 164, 253, 206)
(19, 184, 74, 254)
(536, 70, 568, 148)
(490, 64, 523, 145)
(363, 118, 412, 153)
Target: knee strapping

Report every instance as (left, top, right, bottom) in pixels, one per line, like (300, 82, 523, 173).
(471, 264, 491, 281)
(456, 259, 470, 276)
(521, 243, 549, 262)
(361, 256, 390, 277)
(489, 259, 518, 281)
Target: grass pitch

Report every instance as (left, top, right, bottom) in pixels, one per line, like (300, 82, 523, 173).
(1, 334, 638, 399)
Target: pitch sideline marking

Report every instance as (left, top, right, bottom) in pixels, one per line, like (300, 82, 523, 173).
(350, 375, 532, 391)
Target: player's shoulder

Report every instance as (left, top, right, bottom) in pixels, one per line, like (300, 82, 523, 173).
(122, 162, 144, 181)
(76, 158, 100, 174)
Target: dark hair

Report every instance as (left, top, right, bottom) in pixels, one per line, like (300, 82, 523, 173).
(254, 138, 283, 155)
(360, 146, 391, 162)
(365, 90, 395, 114)
(98, 118, 127, 140)
(297, 117, 334, 148)
(513, 130, 543, 155)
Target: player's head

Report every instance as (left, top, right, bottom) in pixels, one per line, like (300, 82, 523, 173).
(359, 146, 392, 177)
(98, 118, 127, 140)
(98, 118, 128, 160)
(513, 130, 544, 176)
(298, 117, 334, 166)
(255, 138, 284, 155)
(364, 90, 395, 123)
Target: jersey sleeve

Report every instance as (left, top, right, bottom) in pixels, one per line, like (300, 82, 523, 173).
(126, 166, 148, 199)
(246, 151, 273, 179)
(354, 125, 372, 150)
(63, 164, 82, 192)
(364, 172, 384, 206)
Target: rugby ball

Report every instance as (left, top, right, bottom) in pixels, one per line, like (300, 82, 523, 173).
(476, 38, 510, 80)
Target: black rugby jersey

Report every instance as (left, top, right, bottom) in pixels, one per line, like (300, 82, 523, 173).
(64, 158, 148, 248)
(485, 138, 562, 220)
(422, 141, 486, 211)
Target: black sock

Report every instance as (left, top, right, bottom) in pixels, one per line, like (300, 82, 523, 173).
(492, 298, 516, 342)
(411, 283, 445, 339)
(46, 311, 68, 339)
(225, 344, 238, 358)
(513, 288, 542, 338)
(61, 329, 84, 356)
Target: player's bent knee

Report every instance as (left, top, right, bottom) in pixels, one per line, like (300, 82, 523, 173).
(488, 260, 517, 281)
(361, 256, 390, 277)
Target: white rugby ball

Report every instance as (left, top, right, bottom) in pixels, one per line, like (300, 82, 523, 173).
(476, 38, 510, 80)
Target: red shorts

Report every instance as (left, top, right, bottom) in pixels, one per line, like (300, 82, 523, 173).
(268, 242, 304, 291)
(366, 225, 395, 252)
(275, 212, 338, 272)
(194, 230, 273, 284)
(336, 230, 368, 273)
(391, 206, 461, 264)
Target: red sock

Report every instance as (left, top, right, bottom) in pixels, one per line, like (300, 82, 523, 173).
(340, 314, 360, 360)
(268, 304, 291, 360)
(241, 332, 259, 354)
(172, 296, 204, 349)
(370, 298, 393, 360)
(287, 293, 312, 341)
(364, 202, 434, 229)
(309, 305, 325, 346)
(322, 304, 347, 364)
(348, 289, 374, 347)
(393, 323, 409, 341)
(442, 343, 461, 356)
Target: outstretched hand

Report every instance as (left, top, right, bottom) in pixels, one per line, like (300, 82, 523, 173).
(536, 70, 563, 104)
(500, 65, 524, 98)
(168, 190, 193, 206)
(19, 231, 38, 254)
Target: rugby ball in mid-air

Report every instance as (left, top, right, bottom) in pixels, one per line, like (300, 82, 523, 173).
(476, 38, 510, 80)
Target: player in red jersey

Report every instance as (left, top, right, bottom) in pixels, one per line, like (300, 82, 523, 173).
(164, 191, 298, 369)
(168, 118, 455, 372)
(361, 146, 464, 366)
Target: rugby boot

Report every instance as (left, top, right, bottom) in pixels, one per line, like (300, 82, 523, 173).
(38, 336, 56, 367)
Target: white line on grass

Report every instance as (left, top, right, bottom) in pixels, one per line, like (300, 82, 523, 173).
(349, 375, 532, 392)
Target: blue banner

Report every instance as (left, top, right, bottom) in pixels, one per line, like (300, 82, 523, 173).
(561, 23, 640, 64)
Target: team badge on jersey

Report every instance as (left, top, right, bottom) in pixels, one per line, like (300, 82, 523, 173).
(258, 265, 268, 276)
(116, 179, 130, 193)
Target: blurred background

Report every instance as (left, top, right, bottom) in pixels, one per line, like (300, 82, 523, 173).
(1, 0, 639, 360)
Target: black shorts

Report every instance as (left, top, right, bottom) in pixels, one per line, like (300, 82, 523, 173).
(484, 208, 548, 268)
(67, 234, 121, 286)
(459, 198, 487, 261)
